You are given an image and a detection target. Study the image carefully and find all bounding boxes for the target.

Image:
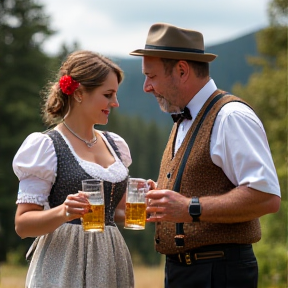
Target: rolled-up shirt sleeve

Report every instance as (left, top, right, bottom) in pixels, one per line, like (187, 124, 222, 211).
(211, 102, 281, 197)
(12, 132, 57, 207)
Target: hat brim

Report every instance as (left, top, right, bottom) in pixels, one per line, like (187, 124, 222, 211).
(130, 49, 217, 62)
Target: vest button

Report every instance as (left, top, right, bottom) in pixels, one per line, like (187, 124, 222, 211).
(167, 172, 171, 179)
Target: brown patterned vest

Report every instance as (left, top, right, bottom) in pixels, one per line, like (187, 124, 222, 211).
(155, 90, 261, 254)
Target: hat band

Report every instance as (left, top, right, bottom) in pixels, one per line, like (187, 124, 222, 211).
(145, 44, 204, 54)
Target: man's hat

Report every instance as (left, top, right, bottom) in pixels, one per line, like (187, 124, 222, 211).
(130, 23, 217, 62)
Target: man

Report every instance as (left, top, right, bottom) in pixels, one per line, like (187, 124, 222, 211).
(129, 23, 281, 288)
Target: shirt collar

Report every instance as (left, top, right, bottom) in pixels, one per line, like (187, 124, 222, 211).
(186, 78, 217, 120)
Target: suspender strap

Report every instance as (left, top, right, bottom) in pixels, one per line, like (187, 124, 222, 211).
(173, 93, 225, 248)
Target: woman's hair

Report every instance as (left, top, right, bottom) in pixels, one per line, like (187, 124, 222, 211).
(42, 50, 124, 126)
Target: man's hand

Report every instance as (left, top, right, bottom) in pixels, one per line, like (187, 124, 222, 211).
(146, 189, 191, 223)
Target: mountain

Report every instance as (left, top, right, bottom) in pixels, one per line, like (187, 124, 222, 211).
(208, 30, 259, 92)
(115, 30, 260, 127)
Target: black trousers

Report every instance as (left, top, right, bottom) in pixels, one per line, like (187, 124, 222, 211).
(165, 244, 258, 288)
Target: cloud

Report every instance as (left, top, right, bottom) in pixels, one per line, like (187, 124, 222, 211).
(40, 0, 270, 57)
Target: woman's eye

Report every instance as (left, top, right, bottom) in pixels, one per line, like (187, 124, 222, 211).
(104, 94, 113, 98)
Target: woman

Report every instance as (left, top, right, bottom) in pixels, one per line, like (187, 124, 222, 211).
(13, 50, 134, 288)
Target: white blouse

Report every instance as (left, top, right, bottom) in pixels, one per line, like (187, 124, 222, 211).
(175, 79, 281, 197)
(13, 130, 132, 207)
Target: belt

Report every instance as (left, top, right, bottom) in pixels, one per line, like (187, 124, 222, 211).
(166, 244, 253, 265)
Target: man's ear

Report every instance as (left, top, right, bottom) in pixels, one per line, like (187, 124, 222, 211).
(177, 60, 190, 80)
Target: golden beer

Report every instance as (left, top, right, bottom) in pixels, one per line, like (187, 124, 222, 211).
(124, 202, 146, 230)
(82, 204, 105, 232)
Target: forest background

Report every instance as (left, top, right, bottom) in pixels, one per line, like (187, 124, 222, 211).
(0, 0, 287, 287)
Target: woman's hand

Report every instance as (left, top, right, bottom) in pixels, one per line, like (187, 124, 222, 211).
(64, 192, 90, 221)
(15, 192, 91, 238)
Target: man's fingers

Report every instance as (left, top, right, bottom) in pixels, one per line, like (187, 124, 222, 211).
(147, 179, 157, 190)
(145, 190, 166, 199)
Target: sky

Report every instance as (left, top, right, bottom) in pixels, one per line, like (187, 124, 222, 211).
(39, 0, 271, 59)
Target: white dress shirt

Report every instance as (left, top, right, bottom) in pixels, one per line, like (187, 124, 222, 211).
(174, 79, 280, 197)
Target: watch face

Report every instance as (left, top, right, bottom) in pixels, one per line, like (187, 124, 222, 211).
(189, 204, 201, 215)
(189, 199, 201, 216)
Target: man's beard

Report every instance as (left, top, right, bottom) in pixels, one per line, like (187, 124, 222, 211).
(156, 95, 181, 114)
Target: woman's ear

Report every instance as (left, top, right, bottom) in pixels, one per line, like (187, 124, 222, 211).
(73, 89, 83, 103)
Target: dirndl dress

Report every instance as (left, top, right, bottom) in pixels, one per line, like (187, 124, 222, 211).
(13, 129, 134, 288)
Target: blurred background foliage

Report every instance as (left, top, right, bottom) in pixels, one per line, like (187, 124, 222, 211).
(0, 0, 287, 287)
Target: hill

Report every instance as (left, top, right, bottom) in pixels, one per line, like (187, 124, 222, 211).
(115, 30, 260, 127)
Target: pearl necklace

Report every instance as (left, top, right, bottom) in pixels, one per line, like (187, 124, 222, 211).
(62, 121, 97, 148)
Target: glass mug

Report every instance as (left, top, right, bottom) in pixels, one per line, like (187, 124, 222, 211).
(124, 178, 149, 230)
(81, 179, 105, 232)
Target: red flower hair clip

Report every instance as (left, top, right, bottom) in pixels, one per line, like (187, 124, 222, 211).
(59, 75, 80, 95)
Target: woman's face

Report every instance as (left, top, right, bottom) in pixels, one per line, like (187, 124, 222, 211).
(81, 71, 120, 125)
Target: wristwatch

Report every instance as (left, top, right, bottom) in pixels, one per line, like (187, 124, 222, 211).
(188, 197, 201, 222)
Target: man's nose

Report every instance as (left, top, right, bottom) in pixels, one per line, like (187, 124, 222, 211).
(143, 78, 153, 93)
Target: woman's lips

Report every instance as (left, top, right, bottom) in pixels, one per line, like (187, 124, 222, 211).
(102, 109, 110, 115)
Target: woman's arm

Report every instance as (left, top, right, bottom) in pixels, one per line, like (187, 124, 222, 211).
(15, 193, 89, 238)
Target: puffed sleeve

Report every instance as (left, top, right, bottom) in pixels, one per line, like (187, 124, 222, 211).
(108, 132, 132, 167)
(12, 132, 57, 207)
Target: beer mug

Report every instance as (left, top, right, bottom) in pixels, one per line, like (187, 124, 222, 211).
(81, 179, 105, 232)
(124, 178, 149, 230)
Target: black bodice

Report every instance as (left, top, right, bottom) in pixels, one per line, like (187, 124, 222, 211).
(46, 130, 128, 226)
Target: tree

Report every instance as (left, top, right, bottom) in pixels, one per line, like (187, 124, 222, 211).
(0, 0, 55, 262)
(233, 0, 287, 285)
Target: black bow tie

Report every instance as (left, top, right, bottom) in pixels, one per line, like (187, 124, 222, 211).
(171, 107, 192, 123)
